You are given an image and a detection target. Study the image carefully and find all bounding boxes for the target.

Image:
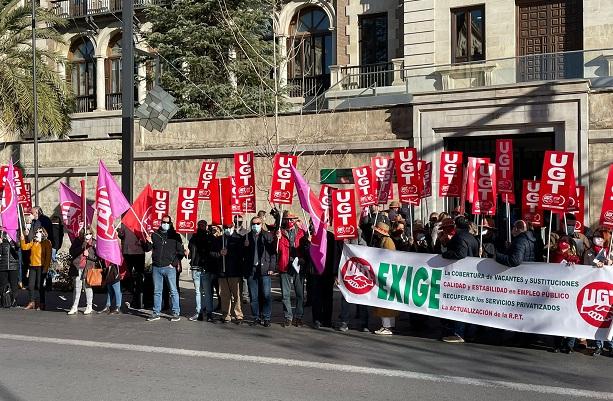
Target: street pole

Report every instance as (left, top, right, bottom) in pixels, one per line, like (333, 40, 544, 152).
(32, 0, 39, 205)
(121, 0, 135, 203)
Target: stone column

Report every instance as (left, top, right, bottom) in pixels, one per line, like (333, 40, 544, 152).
(137, 62, 147, 104)
(278, 36, 288, 88)
(95, 55, 106, 111)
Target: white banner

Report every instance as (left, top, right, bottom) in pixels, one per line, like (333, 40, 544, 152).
(338, 244, 613, 340)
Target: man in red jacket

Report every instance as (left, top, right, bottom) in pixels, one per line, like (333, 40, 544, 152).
(276, 212, 310, 327)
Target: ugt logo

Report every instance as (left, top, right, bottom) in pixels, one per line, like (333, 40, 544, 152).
(576, 282, 613, 328)
(341, 257, 376, 295)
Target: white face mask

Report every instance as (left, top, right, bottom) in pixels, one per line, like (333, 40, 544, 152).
(224, 228, 234, 236)
(481, 229, 488, 236)
(35, 233, 42, 241)
(85, 234, 93, 240)
(593, 237, 604, 247)
(26, 224, 31, 230)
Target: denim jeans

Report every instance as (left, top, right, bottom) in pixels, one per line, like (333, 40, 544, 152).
(201, 271, 217, 315)
(106, 281, 122, 308)
(247, 275, 272, 321)
(280, 270, 304, 320)
(153, 266, 180, 316)
(591, 340, 613, 349)
(191, 269, 204, 313)
(51, 248, 57, 262)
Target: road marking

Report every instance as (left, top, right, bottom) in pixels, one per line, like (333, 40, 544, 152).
(0, 333, 611, 400)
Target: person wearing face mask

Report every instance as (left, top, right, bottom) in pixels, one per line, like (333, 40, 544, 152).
(20, 228, 52, 310)
(495, 220, 537, 267)
(276, 211, 309, 327)
(560, 214, 590, 261)
(0, 230, 20, 308)
(390, 221, 411, 252)
(144, 216, 185, 322)
(433, 217, 455, 254)
(187, 220, 209, 321)
(27, 206, 53, 243)
(479, 218, 498, 259)
(218, 223, 246, 324)
(18, 220, 33, 289)
(584, 229, 613, 267)
(551, 239, 581, 264)
(204, 225, 224, 322)
(244, 217, 276, 327)
(68, 227, 97, 315)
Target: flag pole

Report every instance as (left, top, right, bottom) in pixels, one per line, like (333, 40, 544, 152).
(479, 214, 484, 258)
(563, 212, 568, 235)
(276, 204, 283, 252)
(506, 194, 511, 243)
(369, 179, 382, 246)
(546, 212, 553, 263)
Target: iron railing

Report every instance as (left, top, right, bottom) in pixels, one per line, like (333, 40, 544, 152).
(75, 95, 96, 113)
(288, 74, 330, 98)
(105, 93, 122, 110)
(50, 0, 165, 18)
(339, 62, 393, 90)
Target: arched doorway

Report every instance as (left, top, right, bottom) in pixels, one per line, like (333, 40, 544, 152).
(68, 37, 96, 113)
(105, 33, 122, 110)
(287, 7, 332, 97)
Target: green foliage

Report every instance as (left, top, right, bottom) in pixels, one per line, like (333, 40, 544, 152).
(145, 0, 283, 119)
(0, 1, 74, 138)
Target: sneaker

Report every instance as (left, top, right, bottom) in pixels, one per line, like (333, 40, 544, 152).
(374, 327, 393, 336)
(97, 307, 110, 315)
(170, 314, 181, 322)
(338, 322, 349, 332)
(249, 319, 261, 327)
(593, 347, 603, 357)
(282, 318, 292, 327)
(110, 308, 121, 315)
(147, 314, 161, 322)
(83, 307, 93, 315)
(67, 308, 78, 315)
(206, 314, 216, 323)
(442, 335, 465, 343)
(361, 327, 371, 333)
(292, 318, 303, 327)
(313, 320, 322, 329)
(263, 320, 271, 327)
(188, 313, 200, 322)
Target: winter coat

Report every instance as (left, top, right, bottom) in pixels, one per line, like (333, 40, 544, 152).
(50, 223, 64, 250)
(205, 235, 224, 275)
(144, 229, 184, 268)
(442, 230, 480, 260)
(69, 238, 99, 277)
(0, 236, 19, 271)
(496, 231, 537, 267)
(118, 226, 146, 255)
(28, 214, 53, 242)
(221, 232, 247, 278)
(277, 227, 308, 273)
(188, 230, 209, 269)
(245, 231, 277, 277)
(20, 238, 52, 272)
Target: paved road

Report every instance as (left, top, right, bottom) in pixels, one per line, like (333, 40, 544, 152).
(0, 281, 612, 401)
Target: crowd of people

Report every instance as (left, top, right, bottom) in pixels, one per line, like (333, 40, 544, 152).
(0, 203, 612, 357)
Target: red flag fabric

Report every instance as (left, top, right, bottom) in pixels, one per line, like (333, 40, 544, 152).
(496, 139, 515, 204)
(176, 187, 199, 233)
(539, 151, 574, 213)
(439, 151, 463, 197)
(197, 161, 218, 200)
(22, 182, 32, 215)
(522, 180, 543, 228)
(332, 188, 358, 240)
(220, 177, 234, 226)
(352, 165, 377, 207)
(319, 184, 337, 223)
(393, 148, 419, 204)
(59, 182, 95, 242)
(467, 157, 490, 204)
(473, 163, 497, 215)
(561, 186, 585, 232)
(234, 151, 256, 199)
(270, 153, 298, 205)
(371, 156, 395, 205)
(0, 165, 26, 206)
(152, 189, 170, 230)
(599, 165, 613, 229)
(122, 184, 154, 236)
(230, 176, 256, 215)
(421, 161, 433, 198)
(210, 178, 222, 226)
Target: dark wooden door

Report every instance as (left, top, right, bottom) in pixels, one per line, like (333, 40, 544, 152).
(517, 0, 583, 82)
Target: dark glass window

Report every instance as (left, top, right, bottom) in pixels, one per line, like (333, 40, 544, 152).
(452, 6, 485, 63)
(359, 13, 388, 65)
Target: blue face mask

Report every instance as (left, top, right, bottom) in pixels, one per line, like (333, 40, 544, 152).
(224, 228, 234, 236)
(251, 224, 262, 234)
(161, 223, 170, 232)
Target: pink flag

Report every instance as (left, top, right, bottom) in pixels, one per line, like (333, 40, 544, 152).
(96, 160, 131, 265)
(0, 161, 20, 242)
(59, 182, 95, 242)
(290, 165, 327, 275)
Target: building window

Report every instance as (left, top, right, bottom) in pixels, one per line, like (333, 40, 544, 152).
(105, 33, 122, 110)
(451, 6, 485, 64)
(287, 7, 332, 97)
(359, 13, 388, 66)
(68, 37, 96, 112)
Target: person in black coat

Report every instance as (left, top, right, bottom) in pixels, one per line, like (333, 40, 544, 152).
(0, 230, 20, 307)
(310, 229, 337, 329)
(187, 220, 209, 321)
(118, 224, 147, 309)
(144, 216, 184, 321)
(28, 207, 53, 242)
(244, 216, 277, 326)
(218, 224, 246, 323)
(442, 216, 480, 259)
(496, 220, 538, 267)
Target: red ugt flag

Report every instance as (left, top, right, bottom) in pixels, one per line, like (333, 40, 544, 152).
(439, 151, 463, 197)
(122, 184, 154, 237)
(539, 151, 574, 213)
(599, 165, 613, 229)
(270, 153, 298, 205)
(496, 139, 515, 204)
(473, 163, 497, 215)
(332, 189, 357, 240)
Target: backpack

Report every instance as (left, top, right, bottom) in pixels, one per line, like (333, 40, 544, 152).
(1, 284, 12, 308)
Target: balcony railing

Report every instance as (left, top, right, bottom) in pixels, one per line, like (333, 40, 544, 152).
(50, 0, 165, 18)
(288, 74, 330, 98)
(326, 49, 613, 95)
(75, 95, 96, 113)
(105, 93, 122, 110)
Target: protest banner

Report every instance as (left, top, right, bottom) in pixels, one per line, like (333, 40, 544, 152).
(439, 151, 463, 197)
(473, 163, 497, 215)
(22, 182, 32, 215)
(496, 139, 515, 204)
(338, 244, 613, 340)
(521, 180, 543, 228)
(352, 165, 377, 207)
(539, 151, 575, 213)
(197, 161, 218, 200)
(332, 188, 358, 240)
(466, 157, 490, 204)
(270, 153, 298, 205)
(600, 165, 613, 229)
(371, 156, 395, 204)
(152, 189, 170, 230)
(393, 148, 419, 204)
(319, 184, 336, 222)
(420, 161, 432, 199)
(175, 187, 199, 233)
(234, 151, 256, 199)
